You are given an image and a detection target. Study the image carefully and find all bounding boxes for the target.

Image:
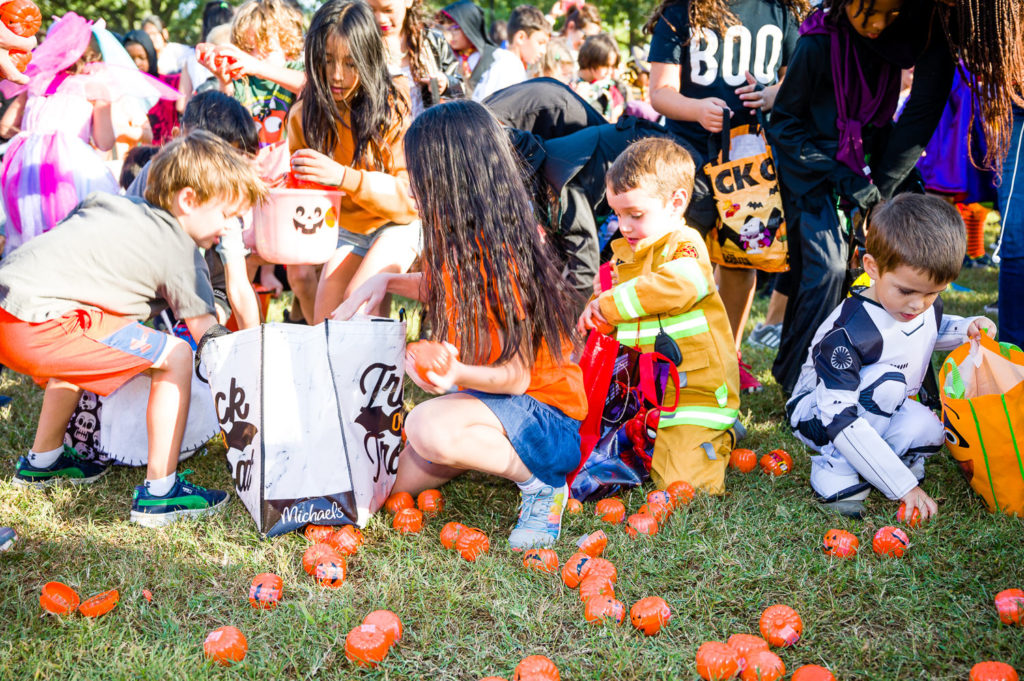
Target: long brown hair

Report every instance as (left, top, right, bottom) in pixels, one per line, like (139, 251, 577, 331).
(644, 0, 810, 39)
(401, 0, 430, 82)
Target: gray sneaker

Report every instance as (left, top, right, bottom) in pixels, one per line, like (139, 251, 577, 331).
(820, 498, 866, 519)
(508, 484, 568, 550)
(747, 322, 782, 349)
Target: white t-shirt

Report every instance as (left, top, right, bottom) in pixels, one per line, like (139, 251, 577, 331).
(157, 42, 194, 75)
(470, 48, 526, 102)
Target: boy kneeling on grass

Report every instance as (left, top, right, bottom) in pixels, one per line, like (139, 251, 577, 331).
(787, 194, 997, 521)
(0, 130, 267, 527)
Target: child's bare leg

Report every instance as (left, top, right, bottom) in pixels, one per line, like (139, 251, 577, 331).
(32, 379, 83, 452)
(287, 264, 322, 323)
(764, 289, 788, 327)
(391, 442, 464, 495)
(346, 229, 419, 316)
(716, 265, 757, 349)
(313, 247, 361, 322)
(143, 337, 192, 480)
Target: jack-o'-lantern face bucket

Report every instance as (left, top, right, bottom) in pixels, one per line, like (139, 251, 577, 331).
(253, 189, 342, 265)
(940, 337, 1024, 516)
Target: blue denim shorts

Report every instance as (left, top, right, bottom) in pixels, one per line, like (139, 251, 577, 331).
(462, 389, 582, 487)
(337, 221, 421, 258)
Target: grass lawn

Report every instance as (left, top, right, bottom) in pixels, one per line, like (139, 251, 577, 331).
(1, 240, 1022, 680)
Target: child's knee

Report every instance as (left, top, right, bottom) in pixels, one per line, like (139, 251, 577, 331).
(287, 265, 318, 293)
(151, 335, 192, 373)
(404, 401, 450, 460)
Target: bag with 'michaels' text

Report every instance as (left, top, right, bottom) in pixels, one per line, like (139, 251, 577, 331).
(199, 319, 405, 537)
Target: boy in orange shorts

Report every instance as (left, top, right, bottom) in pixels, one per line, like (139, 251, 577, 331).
(0, 131, 266, 527)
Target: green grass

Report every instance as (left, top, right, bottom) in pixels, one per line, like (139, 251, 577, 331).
(1, 240, 1022, 680)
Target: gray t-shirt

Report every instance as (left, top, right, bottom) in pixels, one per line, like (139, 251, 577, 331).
(0, 193, 216, 323)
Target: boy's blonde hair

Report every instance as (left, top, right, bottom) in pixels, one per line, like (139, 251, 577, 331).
(866, 194, 966, 284)
(231, 0, 305, 60)
(606, 137, 695, 203)
(145, 130, 268, 213)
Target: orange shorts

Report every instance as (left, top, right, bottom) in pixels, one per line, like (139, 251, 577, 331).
(0, 307, 171, 396)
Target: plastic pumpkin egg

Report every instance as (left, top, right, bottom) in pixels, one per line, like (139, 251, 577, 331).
(630, 596, 671, 636)
(970, 661, 1019, 681)
(647, 489, 674, 509)
(896, 502, 922, 528)
(248, 573, 283, 609)
(0, 0, 41, 38)
(995, 588, 1024, 625)
(582, 556, 617, 584)
(758, 604, 802, 647)
(345, 623, 390, 668)
(872, 526, 910, 558)
(8, 49, 28, 72)
(640, 501, 672, 524)
(577, 529, 607, 557)
(740, 650, 785, 681)
(561, 552, 592, 588)
(566, 498, 583, 514)
(203, 626, 247, 666)
(142, 589, 153, 603)
(78, 589, 119, 618)
(384, 491, 414, 514)
(407, 340, 453, 383)
(791, 665, 836, 681)
(393, 508, 424, 534)
(363, 609, 403, 647)
(456, 528, 490, 561)
(314, 558, 347, 588)
(417, 489, 445, 516)
(667, 480, 696, 505)
(584, 595, 626, 625)
(726, 633, 769, 664)
(822, 529, 859, 558)
(302, 543, 342, 576)
(729, 448, 758, 473)
(440, 521, 466, 550)
(513, 654, 560, 681)
(695, 641, 740, 681)
(578, 575, 615, 603)
(329, 525, 364, 556)
(522, 548, 559, 573)
(40, 581, 80, 615)
(626, 512, 659, 537)
(304, 524, 335, 542)
(759, 449, 793, 476)
(595, 497, 626, 523)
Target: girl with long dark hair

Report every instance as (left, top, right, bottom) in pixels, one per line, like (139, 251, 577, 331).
(287, 0, 420, 322)
(335, 100, 586, 550)
(123, 29, 180, 145)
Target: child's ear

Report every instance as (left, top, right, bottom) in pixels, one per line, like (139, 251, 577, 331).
(862, 252, 880, 280)
(670, 187, 689, 214)
(174, 186, 200, 215)
(170, 125, 181, 139)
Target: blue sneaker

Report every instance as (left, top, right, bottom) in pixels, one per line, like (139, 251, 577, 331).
(129, 470, 229, 528)
(13, 445, 109, 488)
(508, 483, 568, 550)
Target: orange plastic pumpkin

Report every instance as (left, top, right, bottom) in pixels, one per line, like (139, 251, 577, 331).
(248, 573, 283, 609)
(584, 595, 626, 625)
(695, 641, 739, 681)
(566, 498, 583, 514)
(740, 650, 785, 681)
(384, 491, 414, 514)
(896, 502, 922, 528)
(78, 589, 119, 618)
(417, 489, 445, 516)
(407, 340, 453, 382)
(970, 661, 1019, 681)
(791, 665, 836, 681)
(39, 581, 80, 615)
(758, 604, 802, 647)
(640, 501, 672, 524)
(329, 525, 364, 556)
(456, 527, 490, 561)
(729, 448, 759, 473)
(667, 480, 696, 505)
(995, 588, 1024, 625)
(302, 543, 342, 576)
(8, 49, 28, 72)
(822, 529, 859, 558)
(561, 552, 592, 588)
(522, 548, 559, 573)
(203, 626, 247, 666)
(577, 529, 607, 557)
(726, 633, 769, 664)
(363, 609, 403, 647)
(647, 489, 674, 509)
(630, 596, 672, 636)
(345, 623, 390, 668)
(314, 559, 347, 587)
(759, 449, 793, 476)
(393, 508, 424, 534)
(595, 497, 626, 523)
(872, 526, 910, 558)
(142, 589, 153, 603)
(304, 524, 335, 542)
(582, 556, 617, 584)
(513, 654, 560, 681)
(0, 0, 41, 38)
(578, 575, 615, 603)
(440, 521, 466, 550)
(626, 512, 659, 538)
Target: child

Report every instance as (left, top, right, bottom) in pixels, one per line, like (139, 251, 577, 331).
(506, 5, 550, 73)
(122, 30, 181, 145)
(0, 130, 267, 526)
(437, 0, 526, 101)
(336, 100, 585, 550)
(572, 33, 625, 122)
(287, 0, 420, 323)
(787, 194, 997, 521)
(578, 138, 741, 493)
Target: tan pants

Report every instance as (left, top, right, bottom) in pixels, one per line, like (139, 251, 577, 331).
(651, 424, 736, 494)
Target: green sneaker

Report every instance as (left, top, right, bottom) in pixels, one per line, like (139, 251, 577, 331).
(13, 445, 109, 488)
(129, 470, 229, 528)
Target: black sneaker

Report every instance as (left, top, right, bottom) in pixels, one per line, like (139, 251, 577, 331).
(129, 470, 229, 528)
(13, 445, 109, 488)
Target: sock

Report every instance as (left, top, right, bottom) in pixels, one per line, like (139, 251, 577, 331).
(517, 475, 546, 494)
(27, 446, 63, 469)
(144, 473, 176, 498)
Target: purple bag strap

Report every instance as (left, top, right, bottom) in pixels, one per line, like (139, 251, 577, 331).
(638, 352, 680, 412)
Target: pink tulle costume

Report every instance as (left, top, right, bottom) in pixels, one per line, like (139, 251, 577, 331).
(0, 13, 179, 254)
